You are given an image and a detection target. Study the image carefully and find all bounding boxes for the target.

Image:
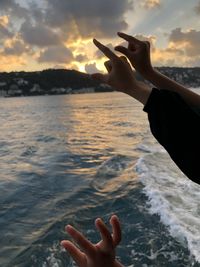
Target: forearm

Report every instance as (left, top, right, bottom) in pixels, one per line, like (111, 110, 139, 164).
(145, 68, 200, 108)
(125, 81, 152, 106)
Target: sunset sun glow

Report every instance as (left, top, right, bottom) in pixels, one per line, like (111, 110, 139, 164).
(0, 0, 200, 73)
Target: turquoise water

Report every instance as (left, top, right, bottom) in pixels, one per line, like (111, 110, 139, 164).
(0, 92, 200, 267)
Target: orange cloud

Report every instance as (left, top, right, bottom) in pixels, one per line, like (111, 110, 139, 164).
(141, 0, 160, 9)
(0, 15, 9, 27)
(0, 54, 26, 72)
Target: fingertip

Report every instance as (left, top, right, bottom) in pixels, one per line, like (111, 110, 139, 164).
(65, 224, 73, 233)
(95, 217, 103, 226)
(93, 38, 99, 45)
(61, 240, 70, 248)
(110, 214, 119, 223)
(112, 214, 119, 220)
(111, 213, 121, 225)
(60, 240, 66, 246)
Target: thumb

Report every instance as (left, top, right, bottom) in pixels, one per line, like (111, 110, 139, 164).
(91, 73, 108, 83)
(115, 46, 130, 57)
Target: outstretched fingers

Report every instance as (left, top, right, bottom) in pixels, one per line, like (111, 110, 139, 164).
(110, 215, 121, 247)
(95, 218, 113, 250)
(65, 225, 96, 258)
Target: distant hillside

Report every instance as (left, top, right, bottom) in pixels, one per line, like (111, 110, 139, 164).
(0, 69, 112, 97)
(155, 67, 200, 88)
(0, 67, 200, 97)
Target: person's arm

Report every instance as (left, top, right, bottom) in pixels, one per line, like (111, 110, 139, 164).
(115, 32, 200, 183)
(144, 68, 200, 108)
(115, 32, 200, 108)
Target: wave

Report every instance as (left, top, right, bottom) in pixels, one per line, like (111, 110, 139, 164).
(136, 146, 200, 263)
(95, 154, 136, 178)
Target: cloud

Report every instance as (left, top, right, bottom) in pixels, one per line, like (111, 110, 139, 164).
(0, 0, 146, 71)
(146, 28, 200, 67)
(3, 38, 31, 56)
(194, 1, 200, 14)
(20, 21, 62, 47)
(141, 0, 160, 9)
(0, 16, 13, 39)
(0, 52, 27, 71)
(0, 0, 28, 19)
(169, 28, 200, 57)
(0, 15, 9, 27)
(38, 45, 74, 63)
(75, 54, 88, 62)
(85, 63, 100, 74)
(44, 0, 133, 39)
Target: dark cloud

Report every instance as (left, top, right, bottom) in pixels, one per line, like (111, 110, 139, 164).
(169, 28, 200, 56)
(4, 39, 31, 55)
(0, 0, 28, 19)
(38, 45, 74, 63)
(75, 54, 88, 62)
(0, 24, 12, 39)
(165, 47, 184, 56)
(194, 1, 200, 14)
(1, 0, 134, 53)
(0, 0, 16, 10)
(44, 0, 133, 38)
(20, 21, 62, 47)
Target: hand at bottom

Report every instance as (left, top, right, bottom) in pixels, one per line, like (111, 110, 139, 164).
(61, 215, 124, 267)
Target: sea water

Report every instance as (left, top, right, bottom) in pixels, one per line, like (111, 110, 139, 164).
(0, 91, 200, 267)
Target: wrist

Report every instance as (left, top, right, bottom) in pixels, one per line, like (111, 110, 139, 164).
(141, 66, 156, 81)
(125, 80, 152, 105)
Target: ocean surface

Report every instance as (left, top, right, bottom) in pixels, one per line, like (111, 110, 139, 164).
(0, 91, 200, 267)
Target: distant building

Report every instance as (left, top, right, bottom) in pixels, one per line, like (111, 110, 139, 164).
(30, 84, 43, 94)
(0, 82, 7, 87)
(15, 78, 29, 86)
(0, 90, 7, 97)
(8, 84, 22, 96)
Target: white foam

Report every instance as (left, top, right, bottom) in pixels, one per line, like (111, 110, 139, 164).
(136, 151, 200, 262)
(42, 244, 63, 267)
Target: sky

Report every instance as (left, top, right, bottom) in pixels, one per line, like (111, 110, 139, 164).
(0, 0, 200, 73)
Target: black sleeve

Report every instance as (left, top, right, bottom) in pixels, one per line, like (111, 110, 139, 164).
(143, 88, 200, 184)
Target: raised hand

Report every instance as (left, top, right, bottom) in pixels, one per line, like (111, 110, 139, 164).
(92, 39, 139, 94)
(115, 32, 153, 78)
(61, 215, 124, 267)
(115, 32, 200, 107)
(92, 38, 151, 105)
